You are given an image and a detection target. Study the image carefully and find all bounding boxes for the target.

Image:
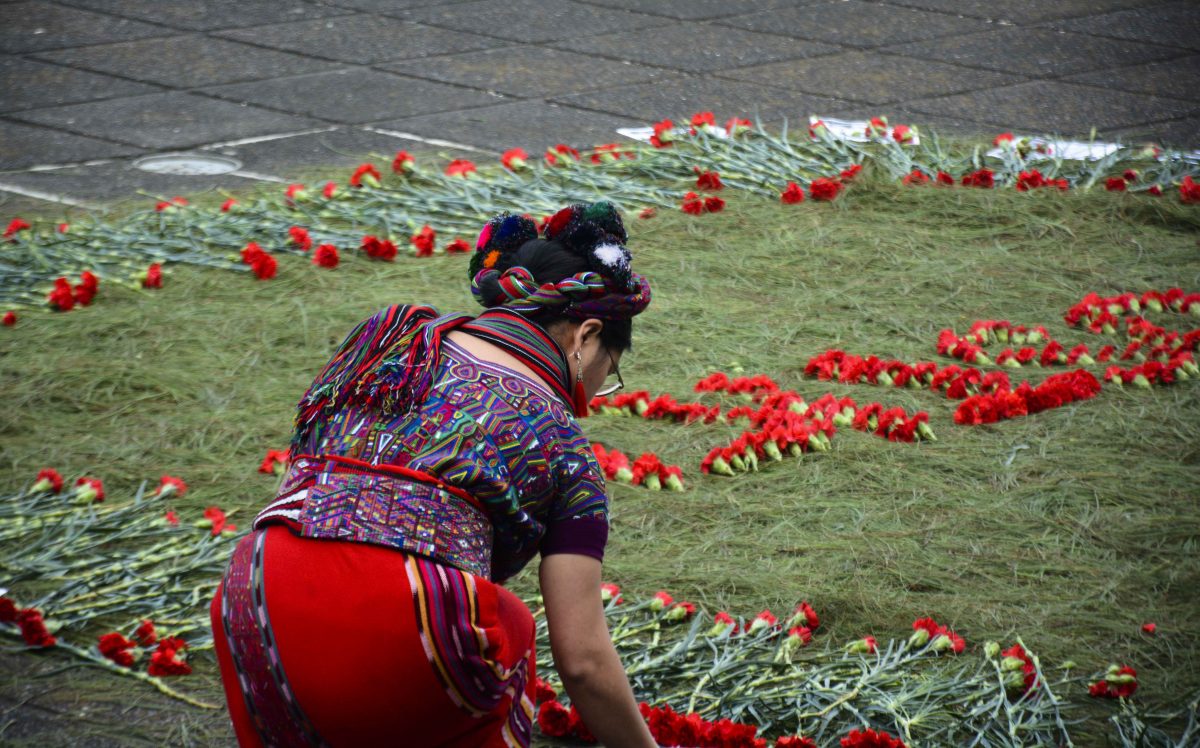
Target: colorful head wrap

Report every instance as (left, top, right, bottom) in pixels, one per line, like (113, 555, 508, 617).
(469, 202, 651, 321)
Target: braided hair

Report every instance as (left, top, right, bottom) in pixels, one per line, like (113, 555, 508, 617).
(469, 203, 649, 351)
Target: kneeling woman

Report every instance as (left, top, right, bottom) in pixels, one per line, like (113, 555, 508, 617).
(210, 203, 658, 747)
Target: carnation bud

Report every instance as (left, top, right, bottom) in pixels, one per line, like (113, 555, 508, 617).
(983, 641, 1001, 660)
(846, 637, 875, 654)
(1003, 671, 1026, 691)
(613, 466, 634, 483)
(73, 483, 98, 504)
(708, 621, 735, 637)
(649, 592, 672, 612)
(1001, 655, 1027, 671)
(908, 628, 931, 648)
(1060, 660, 1077, 670)
(665, 605, 689, 623)
(31, 477, 54, 493)
(709, 456, 735, 476)
(762, 441, 784, 461)
(915, 422, 937, 441)
(930, 633, 953, 652)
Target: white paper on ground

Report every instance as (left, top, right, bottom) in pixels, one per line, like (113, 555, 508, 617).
(808, 116, 921, 146)
(985, 138, 1121, 161)
(617, 125, 729, 142)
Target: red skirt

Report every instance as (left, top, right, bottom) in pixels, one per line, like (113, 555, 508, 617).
(210, 525, 537, 747)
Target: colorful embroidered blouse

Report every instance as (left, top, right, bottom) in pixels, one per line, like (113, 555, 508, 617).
(254, 306, 609, 583)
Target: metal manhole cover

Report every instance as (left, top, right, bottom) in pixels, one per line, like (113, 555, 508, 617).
(133, 153, 242, 176)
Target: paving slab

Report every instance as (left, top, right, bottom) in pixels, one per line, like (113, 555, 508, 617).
(574, 0, 820, 22)
(0, 159, 264, 203)
(1109, 116, 1200, 149)
(202, 69, 504, 125)
(721, 51, 1027, 106)
(216, 15, 504, 65)
(552, 21, 840, 73)
(0, 1, 166, 54)
(379, 45, 667, 98)
(7, 92, 321, 150)
(0, 56, 160, 112)
(201, 127, 479, 179)
(1050, 2, 1200, 53)
(881, 27, 1187, 77)
(0, 119, 140, 169)
(319, 0, 474, 12)
(398, 0, 668, 44)
(1063, 55, 1200, 104)
(876, 0, 1153, 25)
(374, 100, 641, 153)
(899, 80, 1200, 136)
(0, 192, 81, 220)
(33, 36, 342, 88)
(51, 0, 350, 31)
(718, 1, 992, 49)
(552, 76, 850, 126)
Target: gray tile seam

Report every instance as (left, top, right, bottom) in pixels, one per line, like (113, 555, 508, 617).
(706, 67, 1035, 110)
(567, 0, 793, 24)
(870, 0, 1183, 26)
(539, 35, 851, 78)
(1022, 23, 1200, 54)
(706, 1, 993, 35)
(2, 56, 172, 113)
(196, 66, 515, 107)
(35, 0, 218, 37)
(876, 41, 1198, 84)
(24, 43, 346, 92)
(314, 0, 496, 22)
(186, 82, 522, 130)
(0, 113, 143, 150)
(399, 11, 678, 47)
(47, 0, 356, 34)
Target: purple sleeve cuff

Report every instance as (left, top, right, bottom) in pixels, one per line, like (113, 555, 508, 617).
(541, 517, 608, 562)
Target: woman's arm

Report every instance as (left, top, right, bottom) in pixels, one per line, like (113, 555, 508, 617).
(539, 553, 656, 748)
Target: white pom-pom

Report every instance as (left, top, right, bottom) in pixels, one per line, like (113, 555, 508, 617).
(593, 243, 629, 269)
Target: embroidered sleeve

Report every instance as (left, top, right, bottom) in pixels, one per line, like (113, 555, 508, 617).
(541, 437, 609, 561)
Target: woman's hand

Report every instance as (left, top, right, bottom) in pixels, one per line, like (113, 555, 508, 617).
(539, 554, 656, 748)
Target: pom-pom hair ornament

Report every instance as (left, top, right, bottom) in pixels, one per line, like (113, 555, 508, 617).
(468, 202, 651, 322)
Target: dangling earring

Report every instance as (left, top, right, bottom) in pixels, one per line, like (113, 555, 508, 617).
(572, 349, 590, 418)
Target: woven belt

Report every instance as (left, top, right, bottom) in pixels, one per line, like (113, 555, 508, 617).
(254, 455, 494, 579)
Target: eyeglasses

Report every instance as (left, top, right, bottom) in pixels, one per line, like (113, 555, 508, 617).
(594, 350, 624, 398)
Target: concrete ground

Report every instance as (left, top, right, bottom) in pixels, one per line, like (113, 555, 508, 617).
(1, 0, 1198, 214)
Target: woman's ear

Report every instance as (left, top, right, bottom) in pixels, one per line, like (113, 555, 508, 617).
(576, 319, 604, 350)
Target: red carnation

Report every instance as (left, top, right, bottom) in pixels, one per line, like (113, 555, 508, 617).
(32, 468, 64, 493)
(141, 263, 162, 289)
(936, 171, 955, 185)
(902, 170, 930, 185)
(411, 225, 436, 257)
(74, 476, 105, 503)
(0, 597, 18, 623)
(537, 700, 571, 737)
(1142, 622, 1157, 635)
(568, 705, 597, 743)
(533, 677, 557, 704)
(202, 506, 236, 536)
(349, 162, 381, 188)
(4, 218, 30, 239)
(781, 182, 805, 203)
(1180, 175, 1200, 204)
(165, 510, 179, 526)
(154, 196, 187, 211)
(1149, 185, 1162, 196)
(840, 164, 862, 182)
(445, 159, 476, 177)
(251, 253, 276, 280)
(313, 244, 339, 268)
(47, 279, 73, 312)
(259, 449, 289, 475)
(98, 632, 137, 667)
(681, 191, 705, 215)
(220, 198, 236, 212)
(284, 184, 306, 203)
(2, 310, 15, 326)
(73, 270, 98, 306)
(17, 607, 56, 648)
(809, 177, 843, 201)
(690, 110, 716, 134)
(57, 223, 69, 233)
(147, 638, 191, 677)
(501, 148, 529, 171)
(704, 196, 725, 213)
(695, 169, 723, 191)
(638, 207, 656, 219)
(841, 727, 907, 748)
(650, 119, 675, 148)
(154, 475, 187, 499)
(962, 169, 994, 188)
(544, 144, 581, 166)
(600, 582, 623, 604)
(323, 181, 337, 199)
(777, 737, 819, 748)
(288, 226, 312, 251)
(1106, 177, 1126, 192)
(725, 116, 753, 136)
(361, 235, 397, 261)
(444, 237, 471, 254)
(392, 150, 415, 174)
(134, 619, 157, 647)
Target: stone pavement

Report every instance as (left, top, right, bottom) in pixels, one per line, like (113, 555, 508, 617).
(1, 0, 1198, 213)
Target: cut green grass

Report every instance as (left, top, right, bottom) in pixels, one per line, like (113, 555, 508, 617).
(2, 176, 1199, 744)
